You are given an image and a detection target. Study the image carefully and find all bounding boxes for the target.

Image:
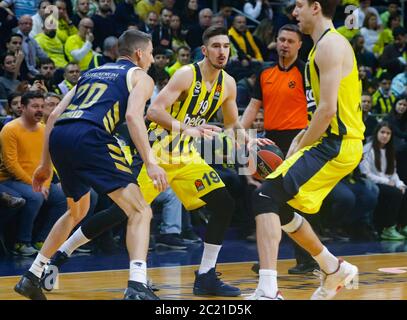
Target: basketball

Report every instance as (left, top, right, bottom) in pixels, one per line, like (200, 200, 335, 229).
(251, 144, 285, 180)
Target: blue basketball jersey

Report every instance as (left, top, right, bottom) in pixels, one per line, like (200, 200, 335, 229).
(56, 59, 140, 134)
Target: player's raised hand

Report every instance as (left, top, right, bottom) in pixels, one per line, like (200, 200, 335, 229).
(32, 165, 52, 192)
(146, 163, 168, 192)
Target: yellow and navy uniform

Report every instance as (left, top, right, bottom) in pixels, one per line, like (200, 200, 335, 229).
(266, 28, 365, 214)
(372, 89, 396, 115)
(137, 63, 227, 210)
(51, 59, 140, 201)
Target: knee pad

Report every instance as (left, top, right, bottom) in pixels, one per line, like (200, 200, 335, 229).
(281, 212, 304, 233)
(81, 203, 128, 239)
(202, 187, 235, 217)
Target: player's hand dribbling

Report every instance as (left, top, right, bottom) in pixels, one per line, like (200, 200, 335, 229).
(146, 163, 168, 192)
(32, 165, 52, 192)
(183, 124, 222, 138)
(247, 137, 274, 151)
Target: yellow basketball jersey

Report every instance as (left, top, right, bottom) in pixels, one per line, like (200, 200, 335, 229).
(148, 63, 225, 162)
(305, 28, 365, 140)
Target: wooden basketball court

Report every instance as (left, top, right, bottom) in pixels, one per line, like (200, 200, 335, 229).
(1, 252, 407, 300)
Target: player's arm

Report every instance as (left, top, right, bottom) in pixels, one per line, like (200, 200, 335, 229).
(294, 36, 343, 151)
(221, 75, 240, 130)
(240, 98, 262, 129)
(126, 71, 168, 191)
(222, 76, 271, 147)
(146, 66, 221, 137)
(146, 66, 193, 132)
(33, 87, 76, 192)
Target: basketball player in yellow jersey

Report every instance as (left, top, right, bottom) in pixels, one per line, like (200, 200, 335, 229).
(141, 25, 251, 297)
(247, 0, 364, 300)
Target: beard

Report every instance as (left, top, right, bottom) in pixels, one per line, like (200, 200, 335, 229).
(207, 55, 226, 70)
(100, 6, 111, 14)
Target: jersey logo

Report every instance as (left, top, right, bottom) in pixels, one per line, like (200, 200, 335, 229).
(288, 80, 296, 89)
(214, 84, 222, 99)
(184, 113, 206, 126)
(193, 81, 202, 96)
(195, 179, 205, 191)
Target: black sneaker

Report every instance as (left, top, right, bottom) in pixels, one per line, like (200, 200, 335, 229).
(193, 268, 241, 297)
(288, 262, 319, 275)
(0, 192, 26, 209)
(182, 229, 202, 243)
(14, 271, 47, 300)
(40, 251, 69, 291)
(74, 243, 93, 254)
(123, 281, 160, 300)
(156, 233, 187, 250)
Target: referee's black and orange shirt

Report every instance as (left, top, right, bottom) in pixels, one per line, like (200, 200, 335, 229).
(252, 59, 308, 131)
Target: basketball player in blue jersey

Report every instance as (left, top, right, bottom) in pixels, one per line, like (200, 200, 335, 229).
(14, 30, 168, 300)
(247, 0, 364, 300)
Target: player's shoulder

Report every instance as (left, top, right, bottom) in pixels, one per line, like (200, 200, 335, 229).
(316, 32, 349, 59)
(319, 31, 349, 51)
(223, 70, 236, 85)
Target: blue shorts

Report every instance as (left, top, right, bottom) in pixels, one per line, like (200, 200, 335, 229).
(50, 121, 136, 201)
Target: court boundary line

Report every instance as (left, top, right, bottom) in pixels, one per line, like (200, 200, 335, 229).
(1, 251, 406, 279)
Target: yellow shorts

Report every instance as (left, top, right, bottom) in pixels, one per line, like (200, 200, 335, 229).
(137, 154, 225, 211)
(267, 137, 363, 214)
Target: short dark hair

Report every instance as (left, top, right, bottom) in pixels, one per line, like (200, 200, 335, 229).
(202, 25, 228, 45)
(21, 91, 44, 107)
(153, 46, 167, 56)
(7, 92, 22, 106)
(307, 0, 340, 19)
(278, 24, 302, 40)
(393, 26, 406, 38)
(6, 33, 23, 44)
(118, 29, 152, 56)
(0, 52, 14, 65)
(379, 72, 392, 82)
(38, 57, 55, 67)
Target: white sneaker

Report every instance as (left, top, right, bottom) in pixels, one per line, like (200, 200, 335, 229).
(245, 289, 284, 300)
(311, 259, 358, 300)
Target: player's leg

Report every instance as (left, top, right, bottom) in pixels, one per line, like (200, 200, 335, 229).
(246, 177, 289, 300)
(272, 138, 360, 299)
(40, 200, 128, 292)
(14, 193, 90, 300)
(108, 183, 158, 300)
(170, 161, 240, 297)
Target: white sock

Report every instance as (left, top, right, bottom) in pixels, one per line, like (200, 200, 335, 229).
(313, 246, 339, 274)
(258, 269, 278, 298)
(198, 243, 221, 274)
(29, 253, 50, 278)
(129, 260, 147, 285)
(58, 227, 90, 256)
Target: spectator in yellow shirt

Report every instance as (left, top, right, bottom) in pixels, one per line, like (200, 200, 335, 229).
(0, 91, 66, 256)
(35, 25, 69, 69)
(65, 18, 95, 71)
(166, 46, 191, 77)
(56, 0, 78, 44)
(135, 0, 163, 21)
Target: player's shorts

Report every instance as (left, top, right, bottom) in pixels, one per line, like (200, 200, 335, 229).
(136, 152, 225, 211)
(266, 136, 363, 214)
(50, 121, 136, 201)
